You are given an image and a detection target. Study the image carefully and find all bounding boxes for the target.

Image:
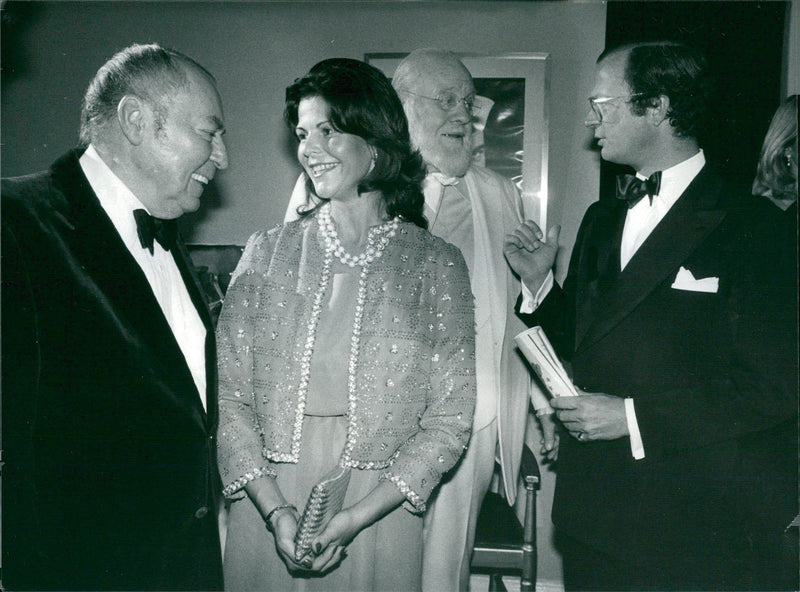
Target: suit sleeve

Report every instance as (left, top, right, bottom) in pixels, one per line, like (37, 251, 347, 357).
(516, 202, 602, 359)
(1, 210, 46, 555)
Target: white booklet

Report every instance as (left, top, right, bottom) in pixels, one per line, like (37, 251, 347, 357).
(514, 326, 579, 398)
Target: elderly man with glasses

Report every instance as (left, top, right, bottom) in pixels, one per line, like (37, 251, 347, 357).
(505, 41, 798, 591)
(390, 48, 557, 592)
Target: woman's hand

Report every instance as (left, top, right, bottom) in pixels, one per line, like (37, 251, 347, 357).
(272, 508, 351, 576)
(297, 480, 406, 574)
(291, 508, 359, 575)
(313, 508, 360, 552)
(301, 541, 348, 575)
(270, 508, 311, 574)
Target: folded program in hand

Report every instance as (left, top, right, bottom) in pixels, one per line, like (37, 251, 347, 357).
(294, 465, 351, 562)
(515, 326, 579, 398)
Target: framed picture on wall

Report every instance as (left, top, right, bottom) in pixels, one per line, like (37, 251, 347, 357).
(366, 52, 550, 228)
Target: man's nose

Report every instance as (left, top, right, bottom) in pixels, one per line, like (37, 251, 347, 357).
(450, 100, 473, 123)
(584, 109, 601, 128)
(212, 134, 229, 170)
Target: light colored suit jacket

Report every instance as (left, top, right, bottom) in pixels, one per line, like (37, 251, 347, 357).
(450, 166, 547, 504)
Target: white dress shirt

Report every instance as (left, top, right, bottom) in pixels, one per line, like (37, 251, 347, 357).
(621, 150, 705, 459)
(80, 145, 207, 410)
(621, 150, 706, 269)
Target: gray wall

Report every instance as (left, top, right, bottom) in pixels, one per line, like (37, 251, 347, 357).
(1, 1, 605, 283)
(1, 2, 607, 589)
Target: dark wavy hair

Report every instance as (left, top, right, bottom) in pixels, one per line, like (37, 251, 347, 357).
(600, 41, 714, 140)
(284, 58, 428, 229)
(79, 43, 216, 146)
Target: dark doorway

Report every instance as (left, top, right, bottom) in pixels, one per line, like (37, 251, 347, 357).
(601, 1, 788, 195)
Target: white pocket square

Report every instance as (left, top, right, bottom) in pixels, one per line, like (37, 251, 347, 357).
(671, 266, 719, 293)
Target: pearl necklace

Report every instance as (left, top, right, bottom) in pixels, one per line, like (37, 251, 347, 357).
(318, 202, 399, 267)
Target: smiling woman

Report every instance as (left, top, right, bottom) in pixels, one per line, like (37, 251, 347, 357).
(215, 57, 477, 592)
(294, 95, 374, 204)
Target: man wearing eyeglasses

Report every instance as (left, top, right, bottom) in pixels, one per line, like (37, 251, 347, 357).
(389, 48, 557, 592)
(505, 41, 798, 591)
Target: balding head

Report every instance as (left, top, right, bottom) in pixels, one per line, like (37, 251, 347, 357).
(393, 49, 472, 98)
(79, 43, 228, 220)
(393, 49, 475, 178)
(79, 43, 217, 147)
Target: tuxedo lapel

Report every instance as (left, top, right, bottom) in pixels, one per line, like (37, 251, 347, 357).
(52, 152, 171, 334)
(172, 239, 217, 428)
(574, 199, 626, 349)
(51, 151, 209, 427)
(577, 168, 727, 352)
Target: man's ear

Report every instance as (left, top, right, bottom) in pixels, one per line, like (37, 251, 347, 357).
(117, 95, 147, 145)
(649, 95, 671, 127)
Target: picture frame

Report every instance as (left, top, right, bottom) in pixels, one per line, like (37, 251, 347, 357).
(366, 52, 550, 228)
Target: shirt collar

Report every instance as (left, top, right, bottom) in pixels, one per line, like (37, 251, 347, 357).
(634, 149, 705, 209)
(79, 144, 151, 247)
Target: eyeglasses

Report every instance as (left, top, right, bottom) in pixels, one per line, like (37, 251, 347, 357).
(586, 93, 647, 124)
(403, 90, 475, 114)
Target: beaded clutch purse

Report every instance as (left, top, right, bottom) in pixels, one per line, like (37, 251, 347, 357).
(293, 465, 351, 562)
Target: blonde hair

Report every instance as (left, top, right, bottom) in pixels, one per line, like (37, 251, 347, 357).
(752, 95, 798, 200)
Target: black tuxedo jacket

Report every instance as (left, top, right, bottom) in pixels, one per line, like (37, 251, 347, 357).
(523, 167, 798, 583)
(1, 150, 224, 590)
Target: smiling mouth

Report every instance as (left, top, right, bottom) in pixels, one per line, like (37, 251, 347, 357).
(191, 173, 210, 185)
(309, 163, 338, 178)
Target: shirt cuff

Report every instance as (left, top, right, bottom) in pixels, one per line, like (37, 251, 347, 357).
(519, 271, 554, 314)
(624, 398, 645, 460)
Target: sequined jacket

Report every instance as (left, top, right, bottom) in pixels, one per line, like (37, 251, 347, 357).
(217, 215, 477, 512)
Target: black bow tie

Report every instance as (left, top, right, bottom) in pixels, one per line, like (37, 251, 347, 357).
(133, 209, 178, 254)
(616, 172, 662, 208)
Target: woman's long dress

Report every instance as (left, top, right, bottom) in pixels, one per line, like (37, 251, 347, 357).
(223, 264, 424, 591)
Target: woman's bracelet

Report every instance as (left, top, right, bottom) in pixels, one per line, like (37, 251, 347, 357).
(264, 503, 297, 533)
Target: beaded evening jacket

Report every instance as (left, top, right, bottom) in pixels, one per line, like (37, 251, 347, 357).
(217, 215, 477, 512)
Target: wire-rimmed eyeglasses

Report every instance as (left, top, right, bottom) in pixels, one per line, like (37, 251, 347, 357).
(586, 93, 647, 124)
(403, 90, 475, 114)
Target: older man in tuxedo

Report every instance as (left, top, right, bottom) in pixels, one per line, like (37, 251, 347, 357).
(505, 41, 798, 591)
(2, 43, 228, 590)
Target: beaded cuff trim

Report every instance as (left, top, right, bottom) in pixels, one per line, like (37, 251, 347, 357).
(384, 472, 425, 512)
(222, 466, 275, 497)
